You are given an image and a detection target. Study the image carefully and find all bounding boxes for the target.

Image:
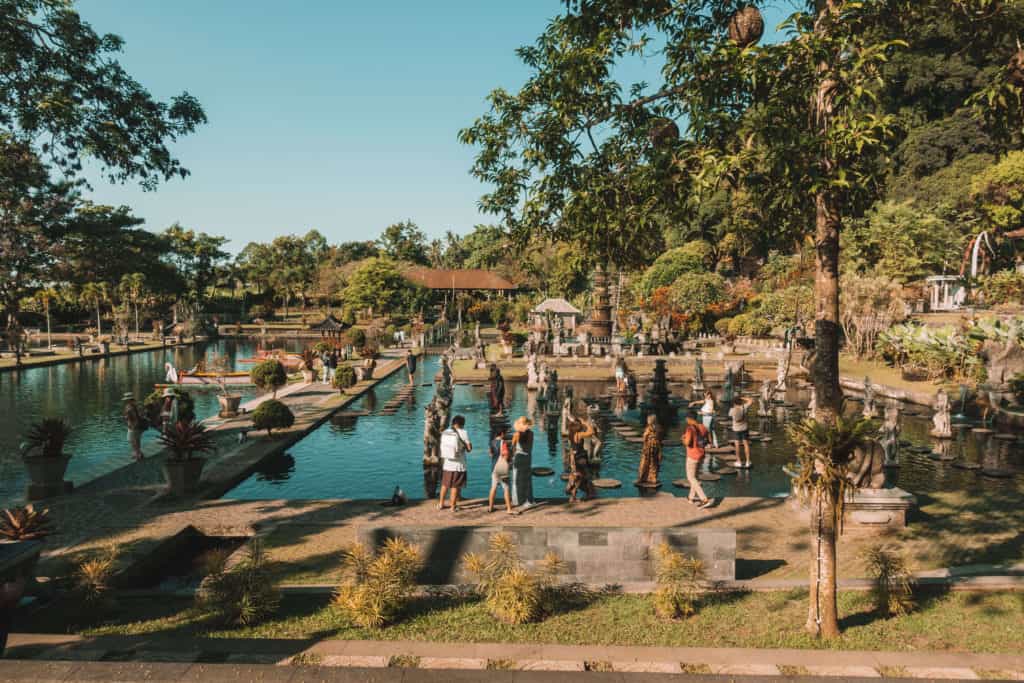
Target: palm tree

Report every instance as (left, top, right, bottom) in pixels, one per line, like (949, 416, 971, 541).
(118, 273, 146, 338)
(79, 282, 109, 339)
(33, 287, 59, 349)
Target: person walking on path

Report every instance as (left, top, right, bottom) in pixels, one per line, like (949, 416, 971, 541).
(682, 411, 713, 509)
(327, 350, 338, 385)
(690, 390, 719, 448)
(123, 392, 145, 461)
(729, 395, 754, 468)
(406, 349, 417, 384)
(487, 426, 516, 514)
(510, 416, 536, 509)
(438, 415, 473, 513)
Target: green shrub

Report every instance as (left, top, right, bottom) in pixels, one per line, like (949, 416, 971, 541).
(349, 328, 366, 348)
(251, 399, 295, 435)
(143, 387, 196, 424)
(313, 341, 331, 354)
(333, 538, 422, 628)
(384, 324, 397, 343)
(333, 365, 356, 390)
(463, 533, 564, 625)
(250, 359, 287, 396)
(248, 303, 275, 321)
(861, 544, 914, 617)
(198, 539, 280, 627)
(652, 542, 706, 620)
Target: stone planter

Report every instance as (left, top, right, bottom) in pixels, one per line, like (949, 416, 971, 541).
(162, 458, 205, 497)
(22, 455, 72, 501)
(217, 393, 242, 418)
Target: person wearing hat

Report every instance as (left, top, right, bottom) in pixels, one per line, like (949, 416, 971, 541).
(122, 392, 145, 461)
(510, 416, 536, 509)
(159, 387, 179, 434)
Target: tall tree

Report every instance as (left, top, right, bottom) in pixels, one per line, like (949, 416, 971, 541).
(118, 272, 146, 337)
(79, 281, 108, 338)
(461, 0, 1018, 638)
(163, 223, 229, 310)
(377, 220, 429, 264)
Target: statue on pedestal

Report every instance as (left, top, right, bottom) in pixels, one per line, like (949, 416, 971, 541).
(526, 354, 540, 390)
(423, 399, 442, 464)
(862, 376, 876, 418)
(723, 367, 735, 405)
(760, 380, 774, 418)
(488, 364, 506, 416)
(584, 404, 604, 463)
(879, 400, 901, 466)
(775, 356, 787, 392)
(930, 388, 953, 438)
(693, 357, 705, 392)
(579, 329, 591, 357)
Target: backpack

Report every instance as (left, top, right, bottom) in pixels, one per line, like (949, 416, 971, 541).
(688, 425, 709, 450)
(500, 440, 510, 460)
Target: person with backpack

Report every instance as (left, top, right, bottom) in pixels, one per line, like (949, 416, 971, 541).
(438, 415, 473, 512)
(682, 411, 713, 509)
(487, 425, 516, 514)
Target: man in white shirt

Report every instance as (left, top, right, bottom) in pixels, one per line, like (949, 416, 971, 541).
(439, 415, 473, 512)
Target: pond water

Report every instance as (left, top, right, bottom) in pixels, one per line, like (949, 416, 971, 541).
(225, 356, 1023, 501)
(0, 338, 303, 505)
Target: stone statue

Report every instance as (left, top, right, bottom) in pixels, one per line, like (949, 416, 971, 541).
(976, 385, 1000, 426)
(862, 376, 876, 418)
(930, 388, 953, 438)
(560, 396, 574, 436)
(526, 354, 540, 390)
(723, 367, 735, 405)
(848, 441, 886, 489)
(423, 399, 442, 464)
(760, 380, 774, 417)
(584, 404, 604, 463)
(693, 357, 705, 392)
(474, 321, 481, 343)
(637, 414, 663, 486)
(544, 369, 560, 410)
(488, 364, 505, 416)
(879, 400, 901, 466)
(775, 356, 787, 392)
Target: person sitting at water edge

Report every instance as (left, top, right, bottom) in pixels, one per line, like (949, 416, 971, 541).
(438, 415, 472, 513)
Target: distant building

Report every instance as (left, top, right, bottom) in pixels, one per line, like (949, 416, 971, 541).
(531, 297, 582, 331)
(402, 268, 518, 299)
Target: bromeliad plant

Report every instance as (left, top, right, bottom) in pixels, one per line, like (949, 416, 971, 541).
(158, 420, 216, 461)
(0, 505, 53, 541)
(22, 419, 72, 459)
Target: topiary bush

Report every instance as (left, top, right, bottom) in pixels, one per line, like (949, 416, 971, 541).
(333, 538, 422, 629)
(251, 399, 294, 436)
(250, 359, 287, 397)
(333, 365, 356, 391)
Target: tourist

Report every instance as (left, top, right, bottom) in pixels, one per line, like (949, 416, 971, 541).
(510, 416, 536, 509)
(637, 414, 662, 486)
(565, 417, 596, 502)
(487, 426, 515, 514)
(406, 349, 417, 384)
(614, 357, 628, 393)
(122, 392, 145, 461)
(327, 350, 338, 384)
(159, 387, 179, 433)
(689, 390, 719, 447)
(682, 411, 712, 509)
(438, 414, 473, 512)
(321, 350, 331, 384)
(729, 395, 754, 468)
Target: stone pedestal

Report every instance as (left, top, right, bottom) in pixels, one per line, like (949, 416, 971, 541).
(845, 488, 916, 527)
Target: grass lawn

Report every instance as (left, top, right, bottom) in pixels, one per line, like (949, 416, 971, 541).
(25, 589, 1023, 654)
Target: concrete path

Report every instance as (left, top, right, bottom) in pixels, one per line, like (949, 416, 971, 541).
(5, 633, 1023, 680)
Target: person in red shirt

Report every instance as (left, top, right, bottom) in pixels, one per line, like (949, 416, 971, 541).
(682, 411, 713, 509)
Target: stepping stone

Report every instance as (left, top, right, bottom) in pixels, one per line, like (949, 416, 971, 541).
(532, 467, 554, 476)
(671, 478, 690, 488)
(714, 467, 738, 475)
(593, 478, 622, 489)
(981, 469, 1015, 478)
(754, 436, 773, 442)
(634, 481, 662, 489)
(972, 427, 994, 433)
(994, 433, 1017, 440)
(560, 473, 571, 481)
(625, 436, 645, 443)
(952, 461, 982, 470)
(748, 431, 761, 438)
(927, 453, 955, 461)
(697, 472, 721, 482)
(706, 446, 735, 454)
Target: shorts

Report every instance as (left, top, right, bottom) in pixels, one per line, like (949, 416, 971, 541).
(441, 469, 467, 489)
(491, 459, 510, 490)
(730, 429, 749, 441)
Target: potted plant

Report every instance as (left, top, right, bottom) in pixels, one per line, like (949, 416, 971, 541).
(250, 359, 287, 398)
(251, 399, 295, 436)
(0, 505, 52, 654)
(21, 419, 73, 500)
(208, 353, 242, 418)
(159, 421, 216, 497)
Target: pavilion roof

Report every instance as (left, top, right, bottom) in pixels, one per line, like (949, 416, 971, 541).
(309, 314, 348, 331)
(402, 267, 517, 291)
(532, 297, 581, 315)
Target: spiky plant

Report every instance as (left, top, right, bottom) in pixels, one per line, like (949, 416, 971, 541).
(0, 505, 53, 541)
(74, 547, 118, 606)
(463, 533, 565, 625)
(158, 420, 216, 461)
(332, 538, 422, 629)
(197, 538, 280, 627)
(652, 542, 706, 620)
(861, 545, 915, 617)
(22, 418, 72, 458)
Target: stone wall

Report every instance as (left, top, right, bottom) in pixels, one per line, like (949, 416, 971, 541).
(358, 525, 736, 585)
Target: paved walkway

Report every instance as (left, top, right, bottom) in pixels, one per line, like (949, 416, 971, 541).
(4, 634, 1023, 680)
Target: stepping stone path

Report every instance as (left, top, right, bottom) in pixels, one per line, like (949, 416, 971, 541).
(625, 436, 645, 443)
(593, 478, 622, 489)
(706, 446, 735, 454)
(714, 467, 738, 475)
(532, 467, 554, 476)
(671, 478, 690, 488)
(697, 472, 721, 482)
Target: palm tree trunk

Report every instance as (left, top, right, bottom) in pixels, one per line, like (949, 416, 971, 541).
(96, 302, 102, 338)
(45, 303, 52, 349)
(806, 487, 840, 639)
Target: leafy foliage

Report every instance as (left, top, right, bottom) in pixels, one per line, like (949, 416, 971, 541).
(0, 505, 53, 541)
(251, 399, 295, 436)
(652, 542, 706, 620)
(341, 258, 428, 315)
(74, 546, 119, 608)
(250, 359, 288, 394)
(23, 418, 72, 458)
(332, 365, 356, 390)
(977, 270, 1024, 307)
(333, 538, 422, 629)
(861, 545, 915, 617)
(839, 274, 907, 359)
(198, 539, 280, 627)
(158, 420, 216, 461)
(635, 241, 713, 298)
(463, 532, 566, 625)
(876, 323, 985, 381)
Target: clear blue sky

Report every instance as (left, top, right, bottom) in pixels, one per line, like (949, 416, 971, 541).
(77, 1, 789, 253)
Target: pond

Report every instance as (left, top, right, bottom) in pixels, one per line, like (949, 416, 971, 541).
(0, 338, 303, 505)
(225, 356, 1023, 501)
